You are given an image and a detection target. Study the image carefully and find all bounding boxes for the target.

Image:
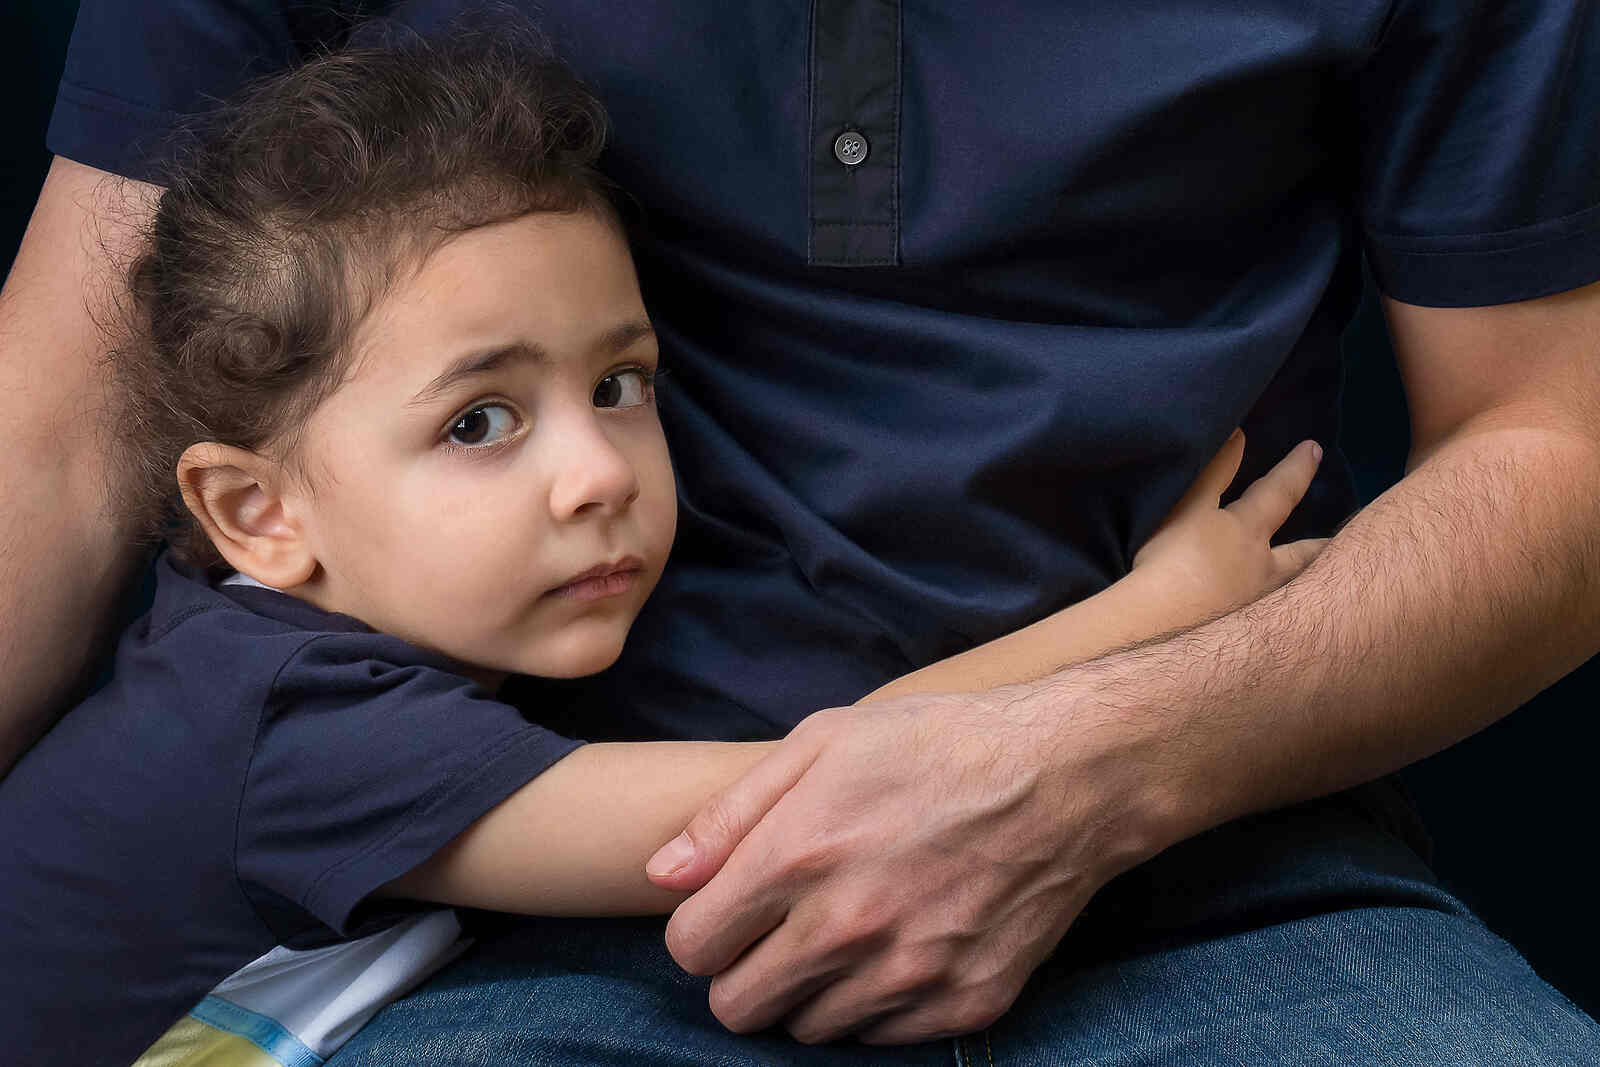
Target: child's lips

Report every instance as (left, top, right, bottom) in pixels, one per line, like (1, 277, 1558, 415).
(545, 558, 644, 601)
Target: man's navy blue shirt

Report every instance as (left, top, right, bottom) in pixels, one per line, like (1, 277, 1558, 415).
(47, 2, 1600, 744)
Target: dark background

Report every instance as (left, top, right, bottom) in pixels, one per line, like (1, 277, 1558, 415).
(5, 0, 1596, 1021)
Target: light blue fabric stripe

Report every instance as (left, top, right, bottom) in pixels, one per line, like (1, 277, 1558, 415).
(190, 995, 325, 1067)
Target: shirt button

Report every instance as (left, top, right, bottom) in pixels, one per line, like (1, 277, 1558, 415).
(833, 130, 869, 166)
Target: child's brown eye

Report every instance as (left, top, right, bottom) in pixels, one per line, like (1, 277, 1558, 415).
(448, 404, 516, 447)
(594, 369, 652, 409)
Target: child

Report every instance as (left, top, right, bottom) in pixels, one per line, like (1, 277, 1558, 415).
(0, 30, 1326, 1067)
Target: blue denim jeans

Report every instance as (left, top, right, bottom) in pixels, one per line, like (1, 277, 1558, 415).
(329, 789, 1600, 1065)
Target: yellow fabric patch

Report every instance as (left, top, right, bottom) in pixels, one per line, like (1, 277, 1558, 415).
(133, 1015, 286, 1067)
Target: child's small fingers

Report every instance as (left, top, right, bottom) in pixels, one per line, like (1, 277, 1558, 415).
(1168, 429, 1247, 519)
(1270, 536, 1329, 579)
(1226, 439, 1322, 535)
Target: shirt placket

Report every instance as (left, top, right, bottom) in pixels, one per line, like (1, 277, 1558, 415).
(808, 0, 902, 266)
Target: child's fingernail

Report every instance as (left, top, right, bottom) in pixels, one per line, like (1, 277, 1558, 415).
(647, 833, 694, 878)
(1310, 442, 1323, 463)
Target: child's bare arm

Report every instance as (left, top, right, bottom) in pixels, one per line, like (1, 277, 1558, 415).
(382, 739, 778, 914)
(384, 432, 1323, 916)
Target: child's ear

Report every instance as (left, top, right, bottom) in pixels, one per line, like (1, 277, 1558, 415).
(176, 443, 316, 589)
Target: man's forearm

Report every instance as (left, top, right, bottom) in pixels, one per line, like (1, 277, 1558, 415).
(0, 448, 143, 771)
(0, 158, 157, 774)
(1052, 423, 1600, 849)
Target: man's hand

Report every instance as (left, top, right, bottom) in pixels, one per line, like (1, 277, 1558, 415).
(640, 432, 1326, 1047)
(645, 681, 1166, 1045)
(638, 432, 1325, 1046)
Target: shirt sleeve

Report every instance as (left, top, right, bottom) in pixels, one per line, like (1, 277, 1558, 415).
(1354, 1, 1600, 307)
(45, 0, 360, 182)
(235, 632, 585, 938)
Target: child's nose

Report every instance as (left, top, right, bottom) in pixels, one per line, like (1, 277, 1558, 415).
(547, 423, 640, 520)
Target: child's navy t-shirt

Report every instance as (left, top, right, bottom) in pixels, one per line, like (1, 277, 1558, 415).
(0, 555, 583, 1065)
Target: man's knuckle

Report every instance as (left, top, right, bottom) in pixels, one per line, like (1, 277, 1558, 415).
(881, 947, 946, 994)
(951, 1003, 1001, 1035)
(810, 916, 874, 962)
(872, 1014, 949, 1045)
(837, 881, 898, 928)
(778, 839, 842, 883)
(948, 982, 1012, 1033)
(707, 983, 759, 1032)
(797, 705, 840, 732)
(787, 1021, 835, 1045)
(663, 918, 712, 974)
(697, 793, 743, 842)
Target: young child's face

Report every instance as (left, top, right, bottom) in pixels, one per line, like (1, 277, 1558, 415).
(289, 211, 676, 681)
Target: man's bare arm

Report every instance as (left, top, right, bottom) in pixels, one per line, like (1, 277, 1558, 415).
(0, 157, 160, 774)
(1137, 282, 1600, 834)
(648, 279, 1600, 1045)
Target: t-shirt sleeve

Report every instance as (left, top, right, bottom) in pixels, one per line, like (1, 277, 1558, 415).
(235, 632, 585, 938)
(45, 0, 352, 182)
(1354, 1, 1600, 307)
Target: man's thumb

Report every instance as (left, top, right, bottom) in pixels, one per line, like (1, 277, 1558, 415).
(645, 739, 818, 890)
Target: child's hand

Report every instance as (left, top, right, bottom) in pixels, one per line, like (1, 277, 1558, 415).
(1131, 430, 1328, 619)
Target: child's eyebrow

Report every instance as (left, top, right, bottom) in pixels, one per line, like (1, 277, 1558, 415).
(408, 322, 656, 408)
(409, 342, 548, 407)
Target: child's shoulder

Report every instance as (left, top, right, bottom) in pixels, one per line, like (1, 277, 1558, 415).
(0, 553, 504, 900)
(139, 554, 455, 691)
(33, 556, 473, 778)
(144, 553, 363, 647)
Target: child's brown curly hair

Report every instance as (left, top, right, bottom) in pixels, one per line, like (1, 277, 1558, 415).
(108, 22, 621, 569)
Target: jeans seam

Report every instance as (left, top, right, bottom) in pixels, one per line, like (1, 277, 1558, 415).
(953, 1030, 995, 1066)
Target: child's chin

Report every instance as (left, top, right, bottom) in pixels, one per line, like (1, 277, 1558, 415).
(519, 642, 625, 680)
